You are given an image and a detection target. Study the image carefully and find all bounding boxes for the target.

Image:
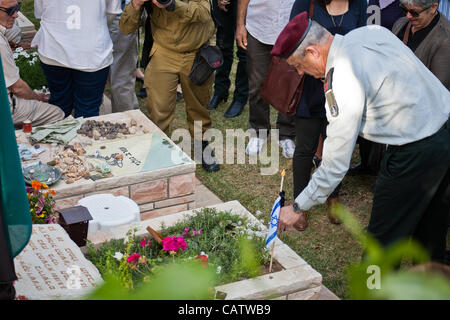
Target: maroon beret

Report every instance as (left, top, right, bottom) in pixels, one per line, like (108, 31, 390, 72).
(271, 11, 312, 59)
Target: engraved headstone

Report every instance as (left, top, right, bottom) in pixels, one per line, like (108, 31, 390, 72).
(13, 224, 103, 300)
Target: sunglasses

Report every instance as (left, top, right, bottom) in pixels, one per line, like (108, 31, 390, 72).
(399, 4, 431, 17)
(0, 2, 21, 16)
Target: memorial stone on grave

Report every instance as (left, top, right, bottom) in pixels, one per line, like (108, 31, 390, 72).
(13, 224, 103, 300)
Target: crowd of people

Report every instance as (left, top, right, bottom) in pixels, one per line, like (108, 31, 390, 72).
(0, 0, 448, 265)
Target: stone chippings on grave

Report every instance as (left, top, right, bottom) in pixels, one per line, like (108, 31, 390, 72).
(13, 224, 103, 300)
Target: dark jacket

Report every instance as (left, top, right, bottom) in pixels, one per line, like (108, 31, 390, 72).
(392, 14, 450, 90)
(368, 0, 405, 30)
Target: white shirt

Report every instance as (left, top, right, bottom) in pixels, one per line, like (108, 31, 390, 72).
(0, 26, 20, 88)
(31, 0, 122, 72)
(295, 26, 450, 211)
(246, 0, 296, 45)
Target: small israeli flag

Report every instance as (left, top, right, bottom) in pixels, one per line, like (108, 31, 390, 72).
(265, 196, 281, 247)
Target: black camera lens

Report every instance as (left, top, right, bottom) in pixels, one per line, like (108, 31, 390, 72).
(157, 0, 172, 5)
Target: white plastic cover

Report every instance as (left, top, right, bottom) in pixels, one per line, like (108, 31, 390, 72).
(77, 194, 140, 235)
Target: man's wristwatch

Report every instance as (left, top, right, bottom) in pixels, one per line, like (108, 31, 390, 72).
(292, 202, 301, 214)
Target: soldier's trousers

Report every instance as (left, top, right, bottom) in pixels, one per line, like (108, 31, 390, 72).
(368, 120, 450, 262)
(145, 45, 213, 137)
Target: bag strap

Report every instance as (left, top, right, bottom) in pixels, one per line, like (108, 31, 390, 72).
(309, 0, 315, 18)
(402, 21, 412, 45)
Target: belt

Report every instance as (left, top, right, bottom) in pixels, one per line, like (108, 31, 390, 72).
(386, 120, 449, 152)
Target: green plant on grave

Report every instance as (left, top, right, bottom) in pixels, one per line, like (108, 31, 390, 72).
(13, 47, 47, 90)
(333, 204, 450, 300)
(85, 208, 271, 295)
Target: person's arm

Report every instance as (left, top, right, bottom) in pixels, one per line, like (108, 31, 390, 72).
(295, 60, 366, 211)
(428, 39, 450, 90)
(236, 0, 250, 50)
(168, 0, 213, 24)
(106, 0, 123, 15)
(34, 0, 43, 19)
(119, 0, 148, 34)
(8, 79, 48, 102)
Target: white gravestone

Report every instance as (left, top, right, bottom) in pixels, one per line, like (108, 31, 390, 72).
(13, 224, 103, 300)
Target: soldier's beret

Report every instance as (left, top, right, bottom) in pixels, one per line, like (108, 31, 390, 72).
(271, 11, 312, 59)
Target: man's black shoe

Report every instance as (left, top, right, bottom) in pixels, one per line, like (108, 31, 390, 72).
(208, 94, 227, 110)
(202, 141, 220, 172)
(136, 87, 147, 98)
(224, 100, 245, 118)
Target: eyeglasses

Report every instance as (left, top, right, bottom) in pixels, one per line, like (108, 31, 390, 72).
(399, 4, 431, 17)
(0, 2, 21, 16)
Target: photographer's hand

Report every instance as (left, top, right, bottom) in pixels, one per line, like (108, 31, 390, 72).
(131, 0, 150, 10)
(152, 0, 173, 9)
(218, 0, 230, 12)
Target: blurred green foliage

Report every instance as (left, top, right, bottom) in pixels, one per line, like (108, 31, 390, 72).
(334, 204, 450, 300)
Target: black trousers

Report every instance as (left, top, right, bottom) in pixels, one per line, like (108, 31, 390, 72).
(358, 137, 386, 174)
(212, 1, 248, 103)
(246, 33, 296, 140)
(368, 121, 450, 262)
(293, 116, 340, 199)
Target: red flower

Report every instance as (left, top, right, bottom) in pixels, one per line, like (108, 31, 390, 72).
(195, 254, 208, 267)
(139, 237, 151, 247)
(126, 253, 141, 263)
(162, 236, 187, 252)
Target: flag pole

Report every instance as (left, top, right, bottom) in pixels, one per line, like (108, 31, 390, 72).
(269, 169, 285, 273)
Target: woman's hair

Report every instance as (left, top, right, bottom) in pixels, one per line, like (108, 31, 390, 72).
(399, 0, 440, 7)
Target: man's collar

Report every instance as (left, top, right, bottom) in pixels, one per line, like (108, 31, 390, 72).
(325, 34, 343, 76)
(0, 25, 6, 35)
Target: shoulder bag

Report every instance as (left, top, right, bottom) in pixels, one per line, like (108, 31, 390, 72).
(259, 0, 315, 115)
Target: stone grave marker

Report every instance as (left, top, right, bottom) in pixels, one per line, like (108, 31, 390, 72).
(13, 224, 103, 300)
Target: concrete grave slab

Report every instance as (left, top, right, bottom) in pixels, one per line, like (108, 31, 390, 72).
(14, 224, 103, 300)
(87, 200, 323, 300)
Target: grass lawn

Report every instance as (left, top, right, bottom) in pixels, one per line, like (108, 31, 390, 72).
(20, 0, 448, 299)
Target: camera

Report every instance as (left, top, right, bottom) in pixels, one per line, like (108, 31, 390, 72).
(157, 0, 172, 5)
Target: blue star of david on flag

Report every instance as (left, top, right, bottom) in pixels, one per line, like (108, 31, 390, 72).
(265, 196, 281, 248)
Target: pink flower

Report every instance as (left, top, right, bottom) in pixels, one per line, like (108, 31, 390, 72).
(45, 216, 54, 224)
(126, 253, 141, 263)
(139, 237, 151, 247)
(162, 236, 187, 252)
(193, 229, 202, 236)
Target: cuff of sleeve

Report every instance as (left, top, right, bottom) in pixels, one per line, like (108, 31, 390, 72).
(166, 0, 176, 11)
(294, 192, 315, 212)
(124, 2, 142, 15)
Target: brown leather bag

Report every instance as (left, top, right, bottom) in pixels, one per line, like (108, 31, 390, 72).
(259, 0, 315, 116)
